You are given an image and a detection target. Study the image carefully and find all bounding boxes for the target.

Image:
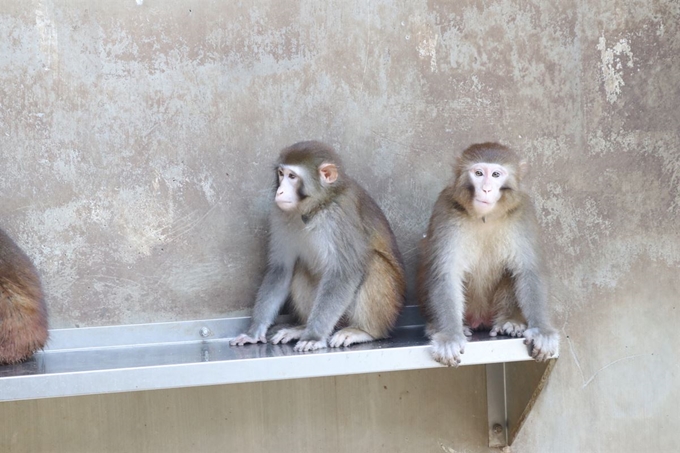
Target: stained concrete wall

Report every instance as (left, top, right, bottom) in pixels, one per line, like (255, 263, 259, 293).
(1, 0, 678, 452)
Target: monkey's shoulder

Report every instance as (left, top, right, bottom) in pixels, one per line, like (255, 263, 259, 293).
(428, 185, 467, 219)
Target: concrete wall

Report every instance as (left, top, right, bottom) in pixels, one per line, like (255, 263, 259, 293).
(1, 0, 678, 452)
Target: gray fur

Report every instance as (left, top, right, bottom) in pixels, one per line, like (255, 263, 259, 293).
(418, 144, 559, 366)
(231, 141, 405, 351)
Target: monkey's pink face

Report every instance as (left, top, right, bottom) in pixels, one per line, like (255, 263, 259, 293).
(468, 163, 509, 215)
(275, 166, 303, 212)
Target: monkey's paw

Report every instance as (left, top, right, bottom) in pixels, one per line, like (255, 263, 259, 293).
(229, 333, 266, 346)
(329, 328, 375, 348)
(271, 326, 305, 344)
(490, 320, 527, 338)
(430, 332, 467, 367)
(294, 339, 328, 352)
(523, 328, 559, 361)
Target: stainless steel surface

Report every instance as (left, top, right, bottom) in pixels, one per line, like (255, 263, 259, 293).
(0, 310, 546, 402)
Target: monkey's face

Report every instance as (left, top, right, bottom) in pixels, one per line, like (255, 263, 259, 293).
(467, 163, 509, 215)
(274, 162, 339, 213)
(275, 166, 304, 212)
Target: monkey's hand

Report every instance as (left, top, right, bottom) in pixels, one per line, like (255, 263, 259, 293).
(229, 333, 267, 346)
(294, 338, 328, 352)
(523, 328, 559, 361)
(430, 332, 467, 367)
(490, 320, 527, 338)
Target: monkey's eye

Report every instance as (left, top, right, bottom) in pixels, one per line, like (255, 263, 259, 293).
(492, 171, 501, 178)
(278, 169, 284, 177)
(475, 170, 483, 177)
(288, 173, 296, 180)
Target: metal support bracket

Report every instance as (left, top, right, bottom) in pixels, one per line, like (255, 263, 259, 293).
(486, 359, 557, 447)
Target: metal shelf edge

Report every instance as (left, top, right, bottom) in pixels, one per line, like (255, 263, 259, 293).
(0, 337, 535, 402)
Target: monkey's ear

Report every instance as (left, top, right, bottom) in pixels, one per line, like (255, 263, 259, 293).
(319, 163, 338, 184)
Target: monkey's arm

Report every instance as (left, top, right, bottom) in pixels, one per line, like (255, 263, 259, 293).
(229, 262, 294, 346)
(511, 234, 559, 361)
(425, 257, 470, 366)
(419, 204, 471, 366)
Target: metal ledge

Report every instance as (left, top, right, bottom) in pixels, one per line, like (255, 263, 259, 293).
(0, 307, 557, 447)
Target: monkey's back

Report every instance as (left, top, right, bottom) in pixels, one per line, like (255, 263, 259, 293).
(285, 177, 406, 338)
(345, 180, 406, 337)
(0, 228, 48, 364)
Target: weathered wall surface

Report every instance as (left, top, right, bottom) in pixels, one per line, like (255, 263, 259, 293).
(0, 0, 678, 452)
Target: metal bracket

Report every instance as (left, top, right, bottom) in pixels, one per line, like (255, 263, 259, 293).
(486, 359, 557, 447)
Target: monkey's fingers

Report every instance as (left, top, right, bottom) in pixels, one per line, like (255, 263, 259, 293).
(329, 328, 374, 348)
(293, 339, 327, 352)
(430, 335, 467, 367)
(491, 321, 527, 338)
(523, 328, 559, 361)
(229, 334, 266, 346)
(271, 327, 305, 345)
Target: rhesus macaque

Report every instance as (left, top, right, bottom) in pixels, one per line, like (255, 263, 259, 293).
(230, 141, 406, 352)
(417, 142, 558, 366)
(0, 227, 48, 364)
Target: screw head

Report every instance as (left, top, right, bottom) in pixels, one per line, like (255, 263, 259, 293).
(493, 424, 503, 434)
(200, 327, 211, 338)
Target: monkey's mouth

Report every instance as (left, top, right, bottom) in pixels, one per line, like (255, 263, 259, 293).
(276, 201, 296, 211)
(475, 199, 492, 205)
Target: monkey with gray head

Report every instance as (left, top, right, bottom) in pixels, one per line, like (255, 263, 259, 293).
(230, 141, 406, 352)
(0, 227, 48, 364)
(417, 142, 558, 366)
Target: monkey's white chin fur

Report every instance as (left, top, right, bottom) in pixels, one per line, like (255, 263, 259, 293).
(472, 199, 497, 216)
(275, 201, 297, 212)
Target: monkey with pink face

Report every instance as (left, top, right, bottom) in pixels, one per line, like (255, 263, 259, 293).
(231, 141, 406, 352)
(418, 142, 558, 366)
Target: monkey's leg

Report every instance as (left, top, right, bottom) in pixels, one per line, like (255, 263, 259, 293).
(294, 270, 364, 352)
(490, 274, 527, 338)
(271, 264, 317, 345)
(330, 251, 404, 348)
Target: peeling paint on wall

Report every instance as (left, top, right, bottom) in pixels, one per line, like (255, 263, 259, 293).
(597, 35, 634, 103)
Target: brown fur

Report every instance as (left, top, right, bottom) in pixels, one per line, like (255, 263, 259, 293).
(0, 228, 48, 364)
(348, 225, 405, 338)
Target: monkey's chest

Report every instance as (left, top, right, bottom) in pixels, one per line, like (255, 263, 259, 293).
(460, 231, 513, 326)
